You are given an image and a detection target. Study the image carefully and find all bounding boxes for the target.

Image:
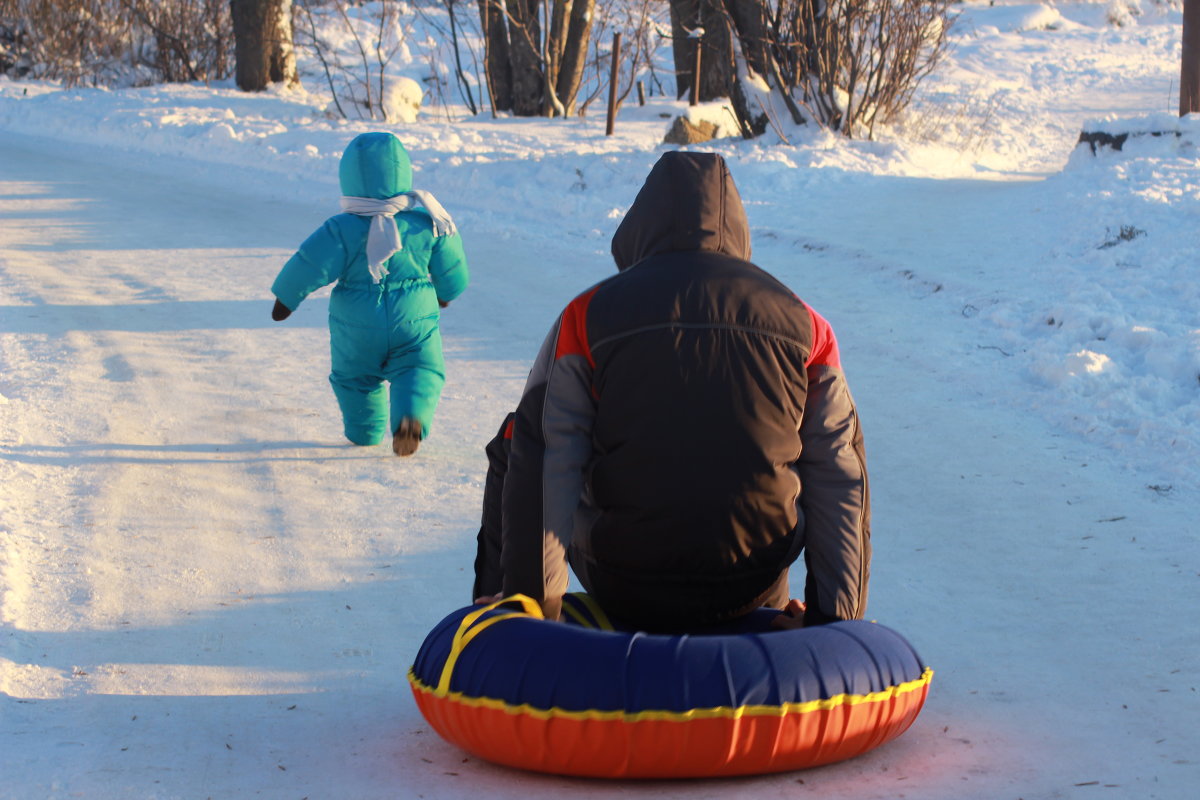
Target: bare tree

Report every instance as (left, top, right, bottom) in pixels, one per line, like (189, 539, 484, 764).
(122, 0, 231, 83)
(230, 0, 296, 91)
(444, 0, 479, 114)
(0, 0, 235, 85)
(477, 0, 513, 111)
(0, 0, 133, 86)
(399, 0, 480, 115)
(789, 0, 952, 138)
(665, 0, 951, 140)
(1184, 0, 1199, 115)
(546, 0, 594, 114)
(295, 0, 419, 121)
(505, 0, 542, 115)
(574, 0, 669, 117)
(476, 0, 596, 117)
(666, 0, 735, 102)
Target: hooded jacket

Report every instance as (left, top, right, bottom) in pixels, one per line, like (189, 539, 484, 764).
(272, 132, 468, 310)
(499, 151, 870, 631)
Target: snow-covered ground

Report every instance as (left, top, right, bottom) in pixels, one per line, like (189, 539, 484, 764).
(1, 1, 1198, 798)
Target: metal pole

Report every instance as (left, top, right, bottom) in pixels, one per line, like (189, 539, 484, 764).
(690, 35, 702, 106)
(605, 32, 622, 136)
(1183, 0, 1200, 115)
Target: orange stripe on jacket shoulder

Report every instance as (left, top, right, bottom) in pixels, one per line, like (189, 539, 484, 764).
(554, 288, 599, 368)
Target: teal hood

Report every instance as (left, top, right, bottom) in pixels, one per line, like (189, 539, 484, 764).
(338, 132, 413, 198)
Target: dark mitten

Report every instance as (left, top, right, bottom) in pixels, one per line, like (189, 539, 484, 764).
(271, 298, 292, 321)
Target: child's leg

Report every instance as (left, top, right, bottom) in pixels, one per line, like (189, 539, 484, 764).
(384, 320, 445, 438)
(330, 324, 388, 446)
(329, 373, 388, 445)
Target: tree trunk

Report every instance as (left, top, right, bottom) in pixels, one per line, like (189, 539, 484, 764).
(507, 0, 544, 116)
(1183, 0, 1200, 115)
(542, 0, 569, 116)
(230, 0, 295, 91)
(667, 0, 733, 102)
(478, 0, 513, 111)
(545, 0, 568, 89)
(696, 0, 734, 102)
(480, 0, 589, 118)
(668, 0, 698, 99)
(270, 0, 296, 85)
(725, 0, 770, 79)
(555, 0, 594, 114)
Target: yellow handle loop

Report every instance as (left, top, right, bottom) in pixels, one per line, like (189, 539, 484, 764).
(435, 594, 544, 696)
(560, 592, 616, 631)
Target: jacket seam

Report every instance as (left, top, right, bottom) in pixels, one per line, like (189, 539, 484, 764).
(591, 322, 810, 354)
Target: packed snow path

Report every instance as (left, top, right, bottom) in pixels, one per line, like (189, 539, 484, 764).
(1, 129, 1196, 799)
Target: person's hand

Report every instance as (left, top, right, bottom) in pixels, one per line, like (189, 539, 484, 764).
(771, 599, 807, 630)
(473, 593, 503, 605)
(271, 298, 292, 321)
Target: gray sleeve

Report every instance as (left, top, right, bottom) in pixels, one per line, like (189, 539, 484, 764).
(539, 347, 597, 589)
(798, 364, 871, 623)
(500, 316, 597, 618)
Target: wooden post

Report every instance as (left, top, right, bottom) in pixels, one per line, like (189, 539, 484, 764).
(637, 80, 646, 106)
(690, 32, 702, 106)
(605, 32, 622, 136)
(1183, 0, 1200, 115)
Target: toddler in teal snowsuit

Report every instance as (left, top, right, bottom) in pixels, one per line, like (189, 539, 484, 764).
(271, 132, 468, 456)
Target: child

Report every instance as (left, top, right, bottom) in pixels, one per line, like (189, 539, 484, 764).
(270, 132, 468, 456)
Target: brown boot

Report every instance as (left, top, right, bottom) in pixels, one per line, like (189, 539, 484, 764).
(392, 418, 422, 457)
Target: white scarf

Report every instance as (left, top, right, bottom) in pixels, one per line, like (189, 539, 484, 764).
(340, 190, 457, 284)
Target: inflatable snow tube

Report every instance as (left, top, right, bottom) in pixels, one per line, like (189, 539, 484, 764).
(408, 594, 932, 778)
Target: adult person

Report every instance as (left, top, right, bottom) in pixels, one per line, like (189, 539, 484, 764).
(474, 151, 870, 633)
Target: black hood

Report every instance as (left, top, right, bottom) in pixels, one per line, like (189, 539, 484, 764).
(610, 151, 751, 271)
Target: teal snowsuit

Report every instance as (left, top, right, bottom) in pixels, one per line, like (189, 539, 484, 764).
(272, 133, 469, 446)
